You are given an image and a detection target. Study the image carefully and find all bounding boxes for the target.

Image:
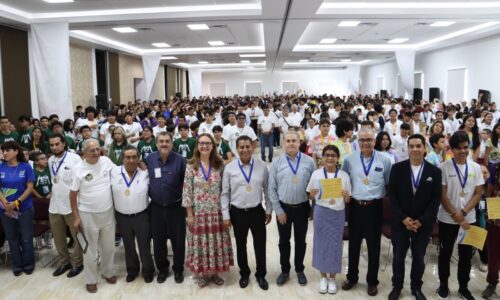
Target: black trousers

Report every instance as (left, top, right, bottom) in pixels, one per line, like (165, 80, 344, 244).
(391, 223, 430, 290)
(277, 201, 310, 274)
(346, 200, 382, 286)
(115, 209, 155, 277)
(438, 221, 476, 289)
(151, 201, 186, 273)
(230, 205, 267, 278)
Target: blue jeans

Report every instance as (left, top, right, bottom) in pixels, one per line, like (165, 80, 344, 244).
(0, 207, 35, 273)
(260, 133, 274, 162)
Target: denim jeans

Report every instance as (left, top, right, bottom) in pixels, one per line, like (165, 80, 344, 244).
(0, 207, 35, 273)
(260, 133, 274, 162)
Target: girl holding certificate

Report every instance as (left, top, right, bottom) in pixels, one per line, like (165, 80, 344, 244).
(306, 145, 351, 295)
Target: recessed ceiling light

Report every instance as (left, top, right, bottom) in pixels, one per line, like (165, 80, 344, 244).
(341, 59, 352, 62)
(320, 38, 337, 44)
(112, 27, 137, 33)
(239, 54, 266, 58)
(388, 38, 409, 44)
(247, 66, 255, 69)
(161, 56, 178, 60)
(187, 24, 210, 30)
(240, 60, 250, 63)
(338, 21, 361, 27)
(208, 41, 225, 46)
(43, 0, 73, 3)
(152, 42, 170, 48)
(430, 21, 456, 27)
(299, 59, 310, 63)
(198, 61, 209, 64)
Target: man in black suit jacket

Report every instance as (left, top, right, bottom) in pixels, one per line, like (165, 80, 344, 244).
(388, 134, 442, 300)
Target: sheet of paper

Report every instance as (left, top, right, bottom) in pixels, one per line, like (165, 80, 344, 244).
(487, 197, 500, 220)
(320, 178, 343, 200)
(458, 225, 488, 251)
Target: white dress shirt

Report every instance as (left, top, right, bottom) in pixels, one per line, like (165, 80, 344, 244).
(111, 166, 150, 215)
(49, 152, 82, 214)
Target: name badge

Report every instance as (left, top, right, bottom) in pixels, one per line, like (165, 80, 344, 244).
(375, 167, 383, 172)
(154, 168, 161, 178)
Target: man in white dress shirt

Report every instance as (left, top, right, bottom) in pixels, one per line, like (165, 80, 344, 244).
(70, 139, 117, 293)
(111, 146, 154, 284)
(48, 134, 84, 278)
(226, 113, 258, 157)
(383, 109, 403, 139)
(221, 135, 272, 291)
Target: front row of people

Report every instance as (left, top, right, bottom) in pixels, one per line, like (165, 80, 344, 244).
(0, 130, 498, 300)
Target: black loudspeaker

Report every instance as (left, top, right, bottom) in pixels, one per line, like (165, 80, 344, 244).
(478, 89, 491, 105)
(429, 87, 440, 101)
(95, 94, 108, 111)
(380, 90, 388, 98)
(413, 88, 423, 101)
(175, 92, 182, 98)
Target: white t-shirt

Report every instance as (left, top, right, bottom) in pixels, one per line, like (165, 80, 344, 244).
(247, 107, 263, 120)
(227, 126, 258, 157)
(438, 159, 484, 224)
(153, 125, 167, 137)
(392, 135, 409, 161)
(70, 156, 115, 213)
(258, 114, 275, 133)
(49, 152, 82, 215)
(198, 122, 215, 136)
(306, 168, 351, 211)
(383, 120, 403, 138)
(110, 166, 150, 215)
(222, 124, 236, 141)
(75, 118, 99, 139)
(288, 112, 303, 127)
(100, 122, 122, 147)
(186, 115, 198, 125)
(122, 122, 142, 147)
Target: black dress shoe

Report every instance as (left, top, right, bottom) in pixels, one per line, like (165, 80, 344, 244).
(144, 275, 154, 283)
(67, 265, 83, 278)
(174, 272, 184, 284)
(342, 279, 358, 290)
(157, 272, 169, 283)
(367, 285, 378, 296)
(13, 270, 22, 276)
(411, 289, 427, 300)
(297, 272, 308, 286)
(389, 288, 402, 300)
(126, 274, 137, 282)
(24, 269, 34, 275)
(239, 276, 249, 288)
(276, 272, 289, 286)
(256, 277, 269, 290)
(53, 263, 72, 277)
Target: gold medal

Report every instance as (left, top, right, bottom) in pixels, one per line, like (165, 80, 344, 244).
(329, 199, 336, 205)
(246, 185, 252, 192)
(363, 177, 369, 185)
(292, 176, 299, 184)
(459, 190, 465, 197)
(52, 177, 58, 184)
(204, 182, 210, 190)
(125, 189, 131, 196)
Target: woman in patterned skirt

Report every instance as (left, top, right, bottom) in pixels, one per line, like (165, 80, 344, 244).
(182, 133, 233, 287)
(306, 145, 351, 294)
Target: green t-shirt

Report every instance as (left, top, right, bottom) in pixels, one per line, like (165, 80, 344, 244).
(17, 128, 33, 149)
(65, 135, 76, 150)
(43, 128, 52, 141)
(137, 138, 157, 162)
(34, 167, 52, 197)
(0, 131, 19, 145)
(173, 137, 196, 159)
(215, 141, 231, 160)
(109, 142, 126, 165)
(29, 140, 49, 154)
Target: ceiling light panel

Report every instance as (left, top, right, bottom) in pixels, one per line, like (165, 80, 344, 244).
(430, 21, 456, 27)
(239, 54, 266, 58)
(240, 60, 250, 63)
(187, 24, 210, 30)
(152, 42, 170, 48)
(208, 41, 225, 46)
(338, 21, 361, 27)
(198, 61, 209, 64)
(388, 38, 409, 44)
(43, 0, 73, 3)
(112, 27, 137, 33)
(161, 56, 178, 60)
(320, 38, 337, 44)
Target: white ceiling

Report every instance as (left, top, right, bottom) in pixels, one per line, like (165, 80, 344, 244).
(1, 0, 500, 71)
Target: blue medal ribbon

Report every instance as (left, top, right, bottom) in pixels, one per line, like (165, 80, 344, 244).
(200, 162, 212, 183)
(51, 151, 68, 177)
(121, 166, 139, 189)
(360, 152, 375, 177)
(238, 159, 254, 184)
(452, 159, 468, 190)
(410, 161, 425, 190)
(323, 166, 339, 179)
(286, 152, 301, 176)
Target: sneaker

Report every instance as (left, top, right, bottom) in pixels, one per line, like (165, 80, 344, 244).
(437, 286, 450, 300)
(478, 263, 488, 273)
(318, 277, 328, 294)
(458, 288, 475, 300)
(328, 278, 338, 294)
(482, 284, 496, 299)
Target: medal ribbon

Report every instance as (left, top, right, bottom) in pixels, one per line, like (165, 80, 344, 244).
(410, 162, 425, 190)
(452, 159, 468, 191)
(51, 151, 68, 177)
(323, 167, 339, 179)
(200, 162, 212, 182)
(360, 152, 375, 177)
(238, 159, 254, 184)
(121, 166, 139, 189)
(286, 152, 301, 176)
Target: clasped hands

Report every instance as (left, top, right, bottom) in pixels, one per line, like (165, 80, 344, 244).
(402, 217, 422, 232)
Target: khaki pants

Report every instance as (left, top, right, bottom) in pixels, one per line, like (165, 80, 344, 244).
(49, 212, 83, 268)
(79, 208, 116, 285)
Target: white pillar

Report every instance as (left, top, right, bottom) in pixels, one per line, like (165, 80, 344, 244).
(395, 50, 416, 98)
(142, 54, 161, 101)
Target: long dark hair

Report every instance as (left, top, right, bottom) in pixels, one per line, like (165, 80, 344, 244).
(459, 114, 480, 150)
(1, 141, 27, 162)
(188, 133, 223, 171)
(492, 122, 500, 148)
(375, 131, 392, 151)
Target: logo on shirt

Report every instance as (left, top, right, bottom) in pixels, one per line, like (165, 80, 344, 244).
(19, 170, 25, 178)
(85, 173, 93, 181)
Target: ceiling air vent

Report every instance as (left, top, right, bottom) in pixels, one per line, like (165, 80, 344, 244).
(359, 22, 378, 26)
(210, 25, 227, 29)
(137, 28, 154, 32)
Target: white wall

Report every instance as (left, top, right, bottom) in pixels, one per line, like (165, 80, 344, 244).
(361, 34, 500, 105)
(202, 69, 350, 96)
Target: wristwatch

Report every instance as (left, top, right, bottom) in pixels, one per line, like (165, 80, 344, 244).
(461, 209, 467, 217)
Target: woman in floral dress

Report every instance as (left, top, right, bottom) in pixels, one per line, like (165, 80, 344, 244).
(182, 133, 233, 287)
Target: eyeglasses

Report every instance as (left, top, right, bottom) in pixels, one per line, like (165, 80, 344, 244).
(358, 138, 374, 144)
(323, 154, 337, 158)
(198, 142, 213, 147)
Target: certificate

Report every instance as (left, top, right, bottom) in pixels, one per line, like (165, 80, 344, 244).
(487, 197, 500, 220)
(320, 178, 343, 200)
(457, 226, 488, 251)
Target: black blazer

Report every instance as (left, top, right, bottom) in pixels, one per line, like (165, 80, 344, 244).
(388, 159, 442, 230)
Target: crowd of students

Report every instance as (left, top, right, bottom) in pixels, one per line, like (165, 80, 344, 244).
(0, 93, 498, 299)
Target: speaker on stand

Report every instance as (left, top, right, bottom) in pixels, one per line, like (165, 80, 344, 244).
(413, 88, 423, 101)
(429, 87, 440, 102)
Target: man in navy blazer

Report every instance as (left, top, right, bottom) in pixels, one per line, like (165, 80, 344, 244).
(388, 134, 442, 300)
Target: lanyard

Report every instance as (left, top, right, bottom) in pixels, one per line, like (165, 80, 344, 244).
(51, 151, 68, 177)
(360, 152, 375, 177)
(238, 159, 254, 184)
(121, 167, 139, 189)
(410, 162, 425, 189)
(286, 152, 301, 176)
